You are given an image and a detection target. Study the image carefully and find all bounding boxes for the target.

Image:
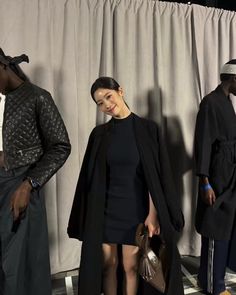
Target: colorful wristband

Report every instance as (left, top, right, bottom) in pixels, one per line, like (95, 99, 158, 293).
(200, 183, 212, 191)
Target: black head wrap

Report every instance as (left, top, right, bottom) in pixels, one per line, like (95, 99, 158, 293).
(0, 48, 29, 66)
(0, 48, 29, 81)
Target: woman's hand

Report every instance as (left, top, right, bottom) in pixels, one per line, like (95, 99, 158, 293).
(145, 193, 160, 237)
(144, 213, 160, 237)
(10, 180, 32, 220)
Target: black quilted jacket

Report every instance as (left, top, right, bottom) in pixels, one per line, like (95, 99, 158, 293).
(2, 81, 71, 186)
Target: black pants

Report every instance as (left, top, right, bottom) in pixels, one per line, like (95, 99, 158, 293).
(198, 236, 229, 295)
(228, 217, 236, 272)
(0, 166, 51, 295)
(0, 240, 3, 295)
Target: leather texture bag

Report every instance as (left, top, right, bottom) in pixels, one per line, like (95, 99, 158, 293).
(136, 223, 168, 293)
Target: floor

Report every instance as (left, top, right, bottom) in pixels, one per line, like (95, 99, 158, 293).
(51, 256, 236, 295)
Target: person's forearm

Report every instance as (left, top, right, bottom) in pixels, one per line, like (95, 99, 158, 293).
(148, 193, 157, 217)
(200, 175, 209, 184)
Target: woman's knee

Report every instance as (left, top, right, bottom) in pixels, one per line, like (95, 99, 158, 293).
(103, 256, 118, 273)
(102, 244, 118, 272)
(123, 260, 138, 275)
(122, 245, 139, 275)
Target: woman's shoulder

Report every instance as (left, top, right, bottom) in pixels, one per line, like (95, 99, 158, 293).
(89, 120, 111, 138)
(133, 113, 159, 130)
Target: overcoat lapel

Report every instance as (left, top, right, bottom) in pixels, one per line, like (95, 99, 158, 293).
(78, 122, 113, 295)
(133, 116, 176, 240)
(133, 118, 166, 228)
(133, 116, 184, 295)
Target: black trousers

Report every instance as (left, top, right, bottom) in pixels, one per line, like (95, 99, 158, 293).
(0, 166, 51, 295)
(0, 240, 3, 295)
(198, 236, 229, 295)
(228, 217, 236, 272)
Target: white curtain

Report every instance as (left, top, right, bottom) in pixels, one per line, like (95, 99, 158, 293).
(0, 0, 236, 274)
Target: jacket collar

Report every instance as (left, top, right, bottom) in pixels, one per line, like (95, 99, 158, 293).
(6, 81, 31, 99)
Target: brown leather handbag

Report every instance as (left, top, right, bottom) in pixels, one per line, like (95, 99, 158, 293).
(135, 223, 168, 293)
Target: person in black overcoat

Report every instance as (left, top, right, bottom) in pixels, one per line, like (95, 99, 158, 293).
(68, 77, 184, 295)
(194, 60, 236, 295)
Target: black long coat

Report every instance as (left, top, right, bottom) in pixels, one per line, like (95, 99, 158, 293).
(194, 86, 236, 241)
(68, 114, 184, 295)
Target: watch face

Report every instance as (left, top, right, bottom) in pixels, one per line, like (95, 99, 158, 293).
(28, 178, 39, 188)
(31, 180, 36, 188)
(31, 180, 39, 188)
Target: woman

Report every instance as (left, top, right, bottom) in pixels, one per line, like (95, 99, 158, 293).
(68, 77, 184, 295)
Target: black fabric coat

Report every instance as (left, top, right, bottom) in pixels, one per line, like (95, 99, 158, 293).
(195, 85, 236, 240)
(68, 114, 184, 295)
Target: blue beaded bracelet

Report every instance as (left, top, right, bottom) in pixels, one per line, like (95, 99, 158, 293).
(200, 183, 212, 191)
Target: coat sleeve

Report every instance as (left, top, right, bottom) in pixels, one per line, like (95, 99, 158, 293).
(26, 91, 71, 186)
(194, 98, 218, 177)
(67, 130, 95, 240)
(152, 122, 185, 232)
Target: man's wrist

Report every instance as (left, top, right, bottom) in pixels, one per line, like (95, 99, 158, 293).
(200, 175, 209, 185)
(24, 177, 40, 190)
(200, 183, 212, 191)
(22, 179, 33, 191)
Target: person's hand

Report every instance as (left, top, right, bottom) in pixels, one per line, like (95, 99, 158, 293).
(10, 180, 32, 220)
(144, 213, 160, 237)
(200, 187, 216, 206)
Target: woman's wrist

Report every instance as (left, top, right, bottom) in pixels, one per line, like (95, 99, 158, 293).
(148, 209, 157, 217)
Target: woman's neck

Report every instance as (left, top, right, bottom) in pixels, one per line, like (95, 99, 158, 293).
(114, 105, 131, 119)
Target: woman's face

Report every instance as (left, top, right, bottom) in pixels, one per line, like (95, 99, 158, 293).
(94, 87, 126, 117)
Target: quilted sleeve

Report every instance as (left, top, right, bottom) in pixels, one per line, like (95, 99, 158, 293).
(26, 91, 71, 186)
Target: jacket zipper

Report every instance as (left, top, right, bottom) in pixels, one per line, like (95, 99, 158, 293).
(16, 145, 42, 155)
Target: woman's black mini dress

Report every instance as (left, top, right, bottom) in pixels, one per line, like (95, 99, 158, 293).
(103, 113, 149, 245)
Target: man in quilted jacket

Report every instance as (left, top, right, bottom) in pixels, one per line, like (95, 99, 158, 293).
(0, 48, 71, 295)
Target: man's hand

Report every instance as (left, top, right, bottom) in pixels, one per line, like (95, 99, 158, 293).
(10, 180, 32, 220)
(200, 176, 216, 206)
(201, 187, 216, 206)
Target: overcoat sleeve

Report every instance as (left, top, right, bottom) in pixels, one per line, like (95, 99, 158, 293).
(149, 121, 185, 232)
(67, 129, 95, 240)
(194, 98, 218, 177)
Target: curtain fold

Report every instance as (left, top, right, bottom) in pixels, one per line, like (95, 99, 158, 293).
(0, 0, 236, 273)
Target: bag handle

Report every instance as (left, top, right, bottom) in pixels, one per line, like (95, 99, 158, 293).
(136, 223, 165, 251)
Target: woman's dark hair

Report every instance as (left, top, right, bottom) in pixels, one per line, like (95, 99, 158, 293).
(90, 77, 120, 102)
(220, 59, 236, 82)
(0, 48, 30, 81)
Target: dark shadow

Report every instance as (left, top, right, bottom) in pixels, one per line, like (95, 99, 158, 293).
(189, 110, 199, 242)
(31, 65, 65, 109)
(96, 107, 107, 126)
(140, 87, 198, 243)
(30, 65, 66, 250)
(30, 65, 45, 87)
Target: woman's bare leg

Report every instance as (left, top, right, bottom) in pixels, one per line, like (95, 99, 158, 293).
(122, 245, 139, 295)
(102, 243, 118, 295)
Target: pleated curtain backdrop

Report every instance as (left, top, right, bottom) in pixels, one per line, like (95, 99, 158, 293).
(0, 0, 236, 274)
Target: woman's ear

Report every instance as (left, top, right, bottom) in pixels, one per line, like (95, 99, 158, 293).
(118, 86, 124, 97)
